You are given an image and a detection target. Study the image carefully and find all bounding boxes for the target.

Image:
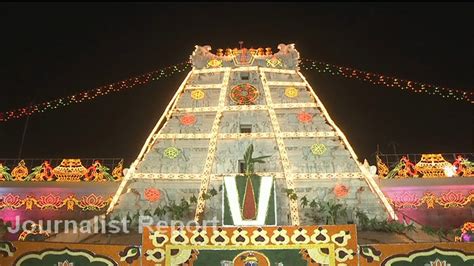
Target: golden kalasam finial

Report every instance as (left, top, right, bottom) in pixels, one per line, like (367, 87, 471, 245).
(216, 48, 224, 56)
(225, 48, 232, 56)
(265, 47, 272, 55)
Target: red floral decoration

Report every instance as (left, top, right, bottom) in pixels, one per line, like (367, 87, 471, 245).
(0, 193, 24, 209)
(230, 84, 259, 105)
(36, 194, 64, 210)
(0, 193, 111, 211)
(437, 191, 470, 208)
(297, 111, 312, 123)
(392, 192, 423, 209)
(78, 194, 108, 211)
(144, 188, 161, 202)
(333, 184, 349, 198)
(180, 114, 197, 126)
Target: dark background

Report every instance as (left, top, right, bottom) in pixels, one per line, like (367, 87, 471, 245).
(0, 3, 472, 165)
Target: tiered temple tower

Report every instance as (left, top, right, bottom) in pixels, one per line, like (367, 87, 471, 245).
(108, 44, 395, 225)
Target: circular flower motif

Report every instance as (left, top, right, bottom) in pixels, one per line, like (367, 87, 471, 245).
(297, 111, 312, 123)
(191, 89, 205, 100)
(164, 147, 180, 159)
(144, 188, 161, 202)
(311, 143, 327, 156)
(180, 114, 196, 126)
(334, 184, 349, 198)
(284, 87, 298, 98)
(230, 84, 259, 105)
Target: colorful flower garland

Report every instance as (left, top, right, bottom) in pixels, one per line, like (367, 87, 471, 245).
(301, 58, 473, 104)
(0, 62, 192, 123)
(0, 193, 112, 211)
(389, 191, 474, 209)
(1, 57, 471, 124)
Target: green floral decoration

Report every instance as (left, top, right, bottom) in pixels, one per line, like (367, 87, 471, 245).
(311, 143, 327, 156)
(164, 147, 180, 159)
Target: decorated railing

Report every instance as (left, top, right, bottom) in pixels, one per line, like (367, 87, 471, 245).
(0, 158, 124, 182)
(376, 153, 474, 178)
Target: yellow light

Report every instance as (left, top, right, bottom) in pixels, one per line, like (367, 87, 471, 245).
(444, 165, 456, 177)
(284, 87, 299, 98)
(260, 69, 300, 226)
(191, 89, 205, 100)
(194, 68, 232, 222)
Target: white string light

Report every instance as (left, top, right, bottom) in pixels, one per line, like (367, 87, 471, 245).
(185, 84, 222, 90)
(131, 172, 364, 180)
(176, 103, 318, 113)
(266, 81, 307, 87)
(152, 131, 337, 140)
(296, 71, 397, 220)
(106, 71, 194, 214)
(260, 68, 300, 225)
(194, 68, 232, 222)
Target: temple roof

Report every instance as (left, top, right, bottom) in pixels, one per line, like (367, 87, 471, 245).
(190, 43, 300, 69)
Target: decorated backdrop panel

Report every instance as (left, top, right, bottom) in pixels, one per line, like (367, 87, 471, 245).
(359, 242, 474, 266)
(142, 224, 358, 266)
(0, 241, 140, 266)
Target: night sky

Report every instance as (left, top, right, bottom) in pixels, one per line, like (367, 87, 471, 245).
(1, 3, 472, 165)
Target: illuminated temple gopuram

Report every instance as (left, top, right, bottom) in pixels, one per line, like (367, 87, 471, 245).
(1, 44, 473, 266)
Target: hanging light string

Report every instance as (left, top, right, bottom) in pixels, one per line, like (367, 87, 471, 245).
(1, 57, 472, 123)
(0, 61, 192, 122)
(300, 58, 473, 104)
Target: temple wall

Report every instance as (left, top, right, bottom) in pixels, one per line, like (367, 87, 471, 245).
(219, 111, 273, 133)
(188, 72, 223, 84)
(275, 109, 334, 132)
(284, 137, 360, 173)
(138, 139, 209, 173)
(112, 177, 388, 226)
(160, 113, 215, 134)
(176, 89, 220, 108)
(212, 139, 283, 174)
